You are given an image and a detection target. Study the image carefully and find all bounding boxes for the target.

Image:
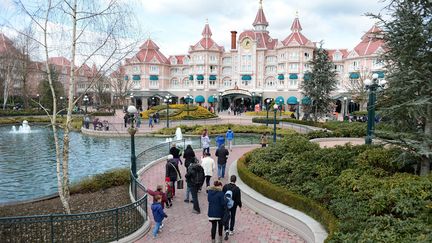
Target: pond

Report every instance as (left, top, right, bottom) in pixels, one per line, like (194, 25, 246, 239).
(0, 124, 259, 203)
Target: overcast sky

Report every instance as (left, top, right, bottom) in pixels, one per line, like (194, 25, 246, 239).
(132, 0, 388, 55)
(0, 0, 389, 58)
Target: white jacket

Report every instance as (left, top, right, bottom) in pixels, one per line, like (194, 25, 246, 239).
(201, 156, 215, 176)
(201, 135, 210, 148)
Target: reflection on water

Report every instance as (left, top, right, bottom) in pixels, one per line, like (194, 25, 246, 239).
(0, 125, 259, 203)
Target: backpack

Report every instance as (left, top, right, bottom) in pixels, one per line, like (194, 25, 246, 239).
(225, 190, 234, 209)
(192, 164, 205, 187)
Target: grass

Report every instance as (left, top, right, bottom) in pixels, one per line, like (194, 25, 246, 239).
(70, 168, 130, 194)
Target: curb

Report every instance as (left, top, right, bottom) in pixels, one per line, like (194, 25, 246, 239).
(229, 159, 328, 243)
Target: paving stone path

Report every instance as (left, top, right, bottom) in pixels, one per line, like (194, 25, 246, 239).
(136, 146, 305, 243)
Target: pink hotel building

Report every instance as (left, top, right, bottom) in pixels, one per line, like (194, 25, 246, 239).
(121, 1, 385, 113)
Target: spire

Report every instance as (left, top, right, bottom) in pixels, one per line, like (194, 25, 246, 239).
(290, 14, 302, 32)
(253, 0, 269, 29)
(139, 38, 160, 50)
(202, 20, 212, 38)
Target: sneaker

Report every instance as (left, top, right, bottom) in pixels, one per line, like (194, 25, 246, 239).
(192, 209, 200, 214)
(224, 231, 229, 241)
(184, 199, 189, 203)
(229, 230, 234, 235)
(190, 200, 193, 203)
(160, 223, 164, 229)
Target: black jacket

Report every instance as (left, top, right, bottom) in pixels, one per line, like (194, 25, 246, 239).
(215, 146, 229, 165)
(183, 148, 196, 168)
(165, 159, 180, 180)
(223, 183, 242, 208)
(169, 147, 181, 159)
(185, 163, 205, 187)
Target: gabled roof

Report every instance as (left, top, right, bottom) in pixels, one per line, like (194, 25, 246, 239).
(134, 38, 169, 64)
(238, 30, 277, 50)
(0, 33, 17, 53)
(253, 1, 269, 27)
(326, 49, 349, 61)
(48, 56, 71, 66)
(169, 55, 189, 65)
(353, 25, 385, 56)
(190, 23, 224, 52)
(282, 17, 311, 46)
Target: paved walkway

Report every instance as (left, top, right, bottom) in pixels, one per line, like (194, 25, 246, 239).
(137, 146, 305, 243)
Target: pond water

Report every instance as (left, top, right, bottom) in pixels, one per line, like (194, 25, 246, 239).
(0, 124, 258, 203)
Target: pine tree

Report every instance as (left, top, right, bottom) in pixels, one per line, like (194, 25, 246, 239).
(301, 43, 338, 121)
(371, 0, 432, 175)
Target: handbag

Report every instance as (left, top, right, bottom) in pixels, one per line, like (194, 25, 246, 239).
(169, 162, 183, 189)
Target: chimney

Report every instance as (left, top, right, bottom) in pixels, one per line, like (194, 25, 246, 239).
(230, 31, 237, 50)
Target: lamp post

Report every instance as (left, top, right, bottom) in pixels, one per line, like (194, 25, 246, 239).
(213, 93, 217, 114)
(130, 93, 134, 106)
(127, 105, 138, 178)
(273, 104, 278, 143)
(164, 95, 172, 128)
(219, 92, 222, 112)
(343, 96, 347, 121)
(185, 93, 193, 116)
(364, 73, 387, 145)
(259, 93, 262, 110)
(59, 96, 64, 115)
(265, 98, 271, 126)
(83, 94, 89, 114)
(252, 92, 255, 108)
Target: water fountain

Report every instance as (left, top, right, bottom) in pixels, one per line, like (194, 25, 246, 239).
(10, 120, 31, 134)
(165, 127, 184, 143)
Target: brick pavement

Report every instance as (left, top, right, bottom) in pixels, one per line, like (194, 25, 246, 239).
(136, 146, 305, 243)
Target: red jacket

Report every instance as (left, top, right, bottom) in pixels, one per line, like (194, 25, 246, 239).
(147, 189, 167, 209)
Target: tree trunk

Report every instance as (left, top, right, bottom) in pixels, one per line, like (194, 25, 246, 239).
(420, 104, 431, 176)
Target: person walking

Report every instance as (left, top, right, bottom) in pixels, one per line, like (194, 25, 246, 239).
(216, 135, 225, 149)
(123, 113, 128, 128)
(183, 145, 196, 202)
(207, 180, 226, 243)
(151, 195, 168, 239)
(222, 175, 242, 239)
(136, 113, 142, 128)
(215, 145, 229, 180)
(225, 128, 234, 151)
(201, 129, 211, 155)
(165, 154, 181, 198)
(149, 115, 154, 128)
(147, 185, 168, 209)
(201, 152, 215, 189)
(169, 143, 182, 165)
(260, 132, 268, 147)
(185, 158, 205, 214)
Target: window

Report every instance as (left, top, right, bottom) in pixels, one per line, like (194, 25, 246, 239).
(150, 65, 159, 73)
(279, 53, 285, 60)
(223, 79, 232, 87)
(184, 79, 191, 87)
(183, 68, 189, 75)
(279, 79, 284, 86)
(150, 80, 158, 87)
(222, 57, 231, 65)
(304, 52, 310, 59)
(171, 79, 179, 87)
(210, 55, 217, 62)
(278, 63, 285, 71)
(210, 65, 217, 73)
(373, 59, 383, 68)
(265, 66, 276, 74)
(289, 79, 298, 87)
(209, 80, 216, 86)
(265, 78, 275, 87)
(333, 53, 341, 61)
(289, 52, 299, 60)
(289, 63, 298, 72)
(222, 67, 232, 75)
(197, 79, 204, 85)
(133, 66, 139, 72)
(241, 80, 250, 86)
(304, 63, 310, 70)
(266, 56, 276, 63)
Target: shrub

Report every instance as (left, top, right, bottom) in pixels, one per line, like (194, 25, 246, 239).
(70, 168, 130, 194)
(242, 134, 431, 242)
(251, 117, 280, 124)
(245, 111, 294, 117)
(140, 104, 216, 120)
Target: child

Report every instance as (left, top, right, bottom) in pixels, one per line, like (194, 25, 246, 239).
(151, 195, 168, 238)
(147, 185, 167, 209)
(165, 177, 173, 208)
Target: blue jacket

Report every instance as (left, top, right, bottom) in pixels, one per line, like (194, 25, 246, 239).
(226, 130, 234, 141)
(216, 136, 225, 148)
(207, 186, 225, 218)
(151, 202, 167, 223)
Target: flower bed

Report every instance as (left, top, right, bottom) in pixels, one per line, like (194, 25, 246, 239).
(140, 104, 216, 120)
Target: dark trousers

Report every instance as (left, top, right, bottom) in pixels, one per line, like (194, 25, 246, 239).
(203, 147, 210, 155)
(190, 186, 200, 212)
(169, 177, 176, 197)
(210, 220, 223, 239)
(205, 175, 211, 188)
(225, 206, 238, 231)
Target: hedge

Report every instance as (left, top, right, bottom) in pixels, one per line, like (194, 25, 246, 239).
(237, 151, 338, 242)
(251, 117, 280, 124)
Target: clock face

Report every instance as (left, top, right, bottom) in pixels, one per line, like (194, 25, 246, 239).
(241, 38, 252, 49)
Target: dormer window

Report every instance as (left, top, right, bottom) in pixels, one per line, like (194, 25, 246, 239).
(170, 57, 177, 65)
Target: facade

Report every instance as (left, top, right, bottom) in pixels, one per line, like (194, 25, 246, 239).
(122, 1, 386, 114)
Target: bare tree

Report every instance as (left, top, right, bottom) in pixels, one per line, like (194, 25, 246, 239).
(344, 67, 372, 111)
(15, 0, 140, 213)
(109, 64, 132, 107)
(0, 35, 20, 109)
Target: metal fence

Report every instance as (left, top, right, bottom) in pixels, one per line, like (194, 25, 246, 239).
(0, 176, 148, 243)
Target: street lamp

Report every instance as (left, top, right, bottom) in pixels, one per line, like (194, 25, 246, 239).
(218, 92, 222, 112)
(343, 96, 347, 121)
(252, 92, 256, 107)
(184, 93, 193, 116)
(59, 96, 64, 115)
(273, 104, 278, 143)
(259, 93, 263, 110)
(127, 105, 138, 178)
(265, 98, 271, 126)
(163, 95, 172, 128)
(364, 73, 387, 145)
(213, 93, 218, 114)
(83, 94, 89, 114)
(130, 93, 134, 106)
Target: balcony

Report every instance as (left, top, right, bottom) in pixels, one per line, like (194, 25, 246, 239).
(149, 69, 159, 75)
